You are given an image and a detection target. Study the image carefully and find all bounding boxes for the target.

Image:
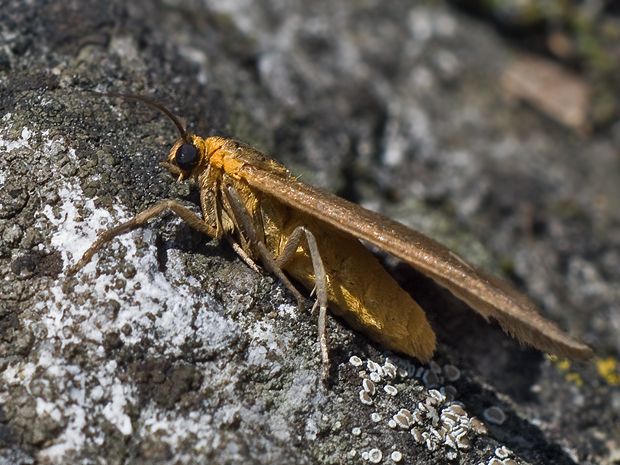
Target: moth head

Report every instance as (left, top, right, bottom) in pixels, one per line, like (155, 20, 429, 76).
(86, 92, 206, 182)
(168, 135, 207, 181)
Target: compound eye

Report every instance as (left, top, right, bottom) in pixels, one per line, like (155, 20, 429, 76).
(175, 143, 199, 171)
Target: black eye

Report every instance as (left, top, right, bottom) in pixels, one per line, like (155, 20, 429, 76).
(175, 143, 199, 171)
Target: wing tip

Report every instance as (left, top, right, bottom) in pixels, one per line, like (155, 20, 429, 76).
(499, 317, 594, 362)
(547, 339, 594, 362)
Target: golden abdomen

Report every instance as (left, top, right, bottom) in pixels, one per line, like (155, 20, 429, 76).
(269, 212, 436, 362)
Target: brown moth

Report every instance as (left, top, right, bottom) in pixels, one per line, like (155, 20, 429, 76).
(72, 92, 592, 377)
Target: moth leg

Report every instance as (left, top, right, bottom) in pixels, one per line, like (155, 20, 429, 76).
(223, 186, 306, 313)
(227, 239, 262, 273)
(70, 200, 217, 274)
(274, 226, 329, 378)
(224, 186, 331, 377)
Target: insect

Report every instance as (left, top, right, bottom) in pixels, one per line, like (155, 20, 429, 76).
(71, 92, 593, 378)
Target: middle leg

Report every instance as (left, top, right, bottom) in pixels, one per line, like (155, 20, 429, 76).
(275, 226, 329, 378)
(224, 185, 331, 378)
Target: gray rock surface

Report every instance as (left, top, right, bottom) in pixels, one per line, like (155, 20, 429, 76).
(0, 0, 619, 464)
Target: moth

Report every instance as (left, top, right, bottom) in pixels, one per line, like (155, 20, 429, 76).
(72, 92, 592, 377)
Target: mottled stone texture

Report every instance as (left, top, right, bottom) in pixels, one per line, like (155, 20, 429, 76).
(0, 1, 618, 464)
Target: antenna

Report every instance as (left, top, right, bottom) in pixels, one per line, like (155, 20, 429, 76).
(85, 91, 190, 141)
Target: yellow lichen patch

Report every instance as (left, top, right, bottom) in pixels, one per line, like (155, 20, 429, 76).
(596, 357, 620, 386)
(548, 354, 583, 386)
(553, 357, 571, 372)
(564, 372, 584, 387)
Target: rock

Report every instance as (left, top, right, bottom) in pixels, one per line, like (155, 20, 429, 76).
(0, 0, 618, 464)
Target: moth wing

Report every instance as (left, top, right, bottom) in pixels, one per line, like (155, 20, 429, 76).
(242, 165, 592, 361)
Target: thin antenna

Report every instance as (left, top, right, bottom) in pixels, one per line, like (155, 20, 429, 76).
(85, 91, 190, 141)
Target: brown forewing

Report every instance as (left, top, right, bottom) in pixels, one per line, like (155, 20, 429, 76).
(241, 163, 592, 361)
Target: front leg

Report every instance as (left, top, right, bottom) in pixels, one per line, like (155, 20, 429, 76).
(70, 200, 218, 274)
